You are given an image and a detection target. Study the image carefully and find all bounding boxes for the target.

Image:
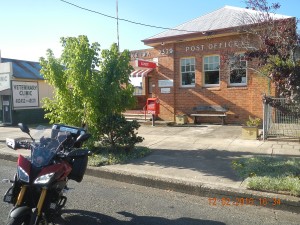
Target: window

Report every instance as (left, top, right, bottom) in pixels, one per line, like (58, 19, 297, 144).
(230, 53, 247, 86)
(181, 58, 195, 87)
(130, 76, 143, 96)
(133, 86, 143, 96)
(204, 55, 220, 86)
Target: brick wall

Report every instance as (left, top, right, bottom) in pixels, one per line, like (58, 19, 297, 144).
(130, 34, 274, 124)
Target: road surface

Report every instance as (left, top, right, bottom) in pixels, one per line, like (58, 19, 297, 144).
(0, 159, 299, 225)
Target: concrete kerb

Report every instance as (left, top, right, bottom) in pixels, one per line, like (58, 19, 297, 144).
(0, 151, 20, 163)
(86, 166, 300, 213)
(0, 152, 299, 214)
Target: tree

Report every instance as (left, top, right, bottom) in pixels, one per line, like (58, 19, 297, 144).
(231, 0, 300, 115)
(40, 36, 100, 126)
(40, 36, 136, 142)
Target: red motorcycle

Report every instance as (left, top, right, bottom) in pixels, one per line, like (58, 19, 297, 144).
(3, 123, 91, 225)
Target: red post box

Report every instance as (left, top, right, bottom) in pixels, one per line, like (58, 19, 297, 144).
(146, 98, 160, 115)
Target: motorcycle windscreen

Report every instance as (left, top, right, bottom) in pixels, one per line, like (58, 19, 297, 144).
(31, 133, 68, 167)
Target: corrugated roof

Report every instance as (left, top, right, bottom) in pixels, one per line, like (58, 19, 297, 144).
(143, 5, 291, 42)
(1, 58, 43, 80)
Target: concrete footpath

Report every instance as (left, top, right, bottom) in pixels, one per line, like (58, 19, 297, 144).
(0, 124, 299, 213)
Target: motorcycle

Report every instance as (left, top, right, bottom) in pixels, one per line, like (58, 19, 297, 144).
(2, 123, 92, 225)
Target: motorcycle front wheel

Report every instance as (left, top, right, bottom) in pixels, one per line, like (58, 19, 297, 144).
(6, 215, 30, 225)
(6, 214, 48, 225)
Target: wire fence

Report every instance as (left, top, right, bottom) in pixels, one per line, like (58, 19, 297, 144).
(263, 97, 300, 140)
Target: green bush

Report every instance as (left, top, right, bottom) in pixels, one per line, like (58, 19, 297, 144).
(98, 114, 144, 151)
(246, 116, 261, 127)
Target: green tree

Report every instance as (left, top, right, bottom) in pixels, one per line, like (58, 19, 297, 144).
(40, 35, 100, 126)
(40, 35, 136, 142)
(237, 0, 300, 115)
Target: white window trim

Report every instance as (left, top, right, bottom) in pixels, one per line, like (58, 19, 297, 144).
(229, 53, 248, 87)
(203, 55, 220, 87)
(180, 57, 196, 88)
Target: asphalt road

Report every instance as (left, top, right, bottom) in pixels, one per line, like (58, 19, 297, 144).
(0, 159, 299, 225)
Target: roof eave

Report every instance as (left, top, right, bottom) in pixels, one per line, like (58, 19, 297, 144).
(12, 75, 44, 80)
(142, 27, 241, 46)
(142, 17, 296, 47)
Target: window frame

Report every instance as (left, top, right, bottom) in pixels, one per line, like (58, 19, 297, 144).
(180, 57, 196, 88)
(203, 55, 220, 87)
(229, 53, 247, 87)
(148, 77, 153, 94)
(133, 86, 143, 96)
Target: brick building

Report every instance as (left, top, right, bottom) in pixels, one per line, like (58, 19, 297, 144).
(129, 6, 293, 124)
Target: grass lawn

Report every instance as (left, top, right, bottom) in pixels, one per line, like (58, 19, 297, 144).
(88, 146, 152, 166)
(232, 156, 300, 196)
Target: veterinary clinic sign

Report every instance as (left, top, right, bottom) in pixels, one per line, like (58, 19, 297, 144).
(12, 81, 39, 108)
(0, 62, 12, 91)
(0, 73, 10, 91)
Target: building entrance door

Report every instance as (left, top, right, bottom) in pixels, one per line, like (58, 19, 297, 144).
(2, 95, 12, 125)
(0, 96, 2, 124)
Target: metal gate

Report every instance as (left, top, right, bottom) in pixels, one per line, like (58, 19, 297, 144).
(263, 97, 300, 139)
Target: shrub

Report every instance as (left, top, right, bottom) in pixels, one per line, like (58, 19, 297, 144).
(246, 116, 261, 127)
(98, 114, 144, 151)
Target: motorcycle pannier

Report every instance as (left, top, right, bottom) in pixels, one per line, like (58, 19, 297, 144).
(68, 154, 88, 183)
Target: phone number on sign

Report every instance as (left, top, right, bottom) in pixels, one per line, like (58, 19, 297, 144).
(208, 197, 281, 206)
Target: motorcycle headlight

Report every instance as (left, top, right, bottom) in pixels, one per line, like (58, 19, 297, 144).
(34, 173, 54, 184)
(17, 166, 29, 183)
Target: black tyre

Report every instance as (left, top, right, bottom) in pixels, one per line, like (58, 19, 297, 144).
(6, 214, 48, 225)
(6, 215, 30, 225)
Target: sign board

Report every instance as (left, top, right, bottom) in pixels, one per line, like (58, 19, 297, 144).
(158, 79, 173, 87)
(136, 59, 157, 68)
(0, 73, 10, 91)
(147, 110, 156, 114)
(3, 101, 9, 106)
(12, 81, 39, 108)
(161, 88, 171, 93)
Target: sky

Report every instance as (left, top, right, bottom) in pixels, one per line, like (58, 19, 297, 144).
(1, 0, 299, 62)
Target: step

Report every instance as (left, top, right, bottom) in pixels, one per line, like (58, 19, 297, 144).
(123, 113, 151, 118)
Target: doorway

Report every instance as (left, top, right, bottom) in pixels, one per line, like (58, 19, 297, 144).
(1, 95, 12, 125)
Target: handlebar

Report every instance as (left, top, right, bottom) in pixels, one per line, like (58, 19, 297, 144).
(6, 138, 31, 150)
(6, 131, 91, 151)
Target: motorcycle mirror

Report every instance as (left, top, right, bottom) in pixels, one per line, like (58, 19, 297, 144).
(18, 123, 30, 134)
(18, 123, 34, 141)
(75, 133, 91, 144)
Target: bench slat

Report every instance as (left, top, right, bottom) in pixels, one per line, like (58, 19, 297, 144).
(190, 105, 228, 125)
(192, 105, 228, 112)
(190, 114, 226, 117)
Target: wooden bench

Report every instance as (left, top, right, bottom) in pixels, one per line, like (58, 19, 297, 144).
(190, 105, 228, 125)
